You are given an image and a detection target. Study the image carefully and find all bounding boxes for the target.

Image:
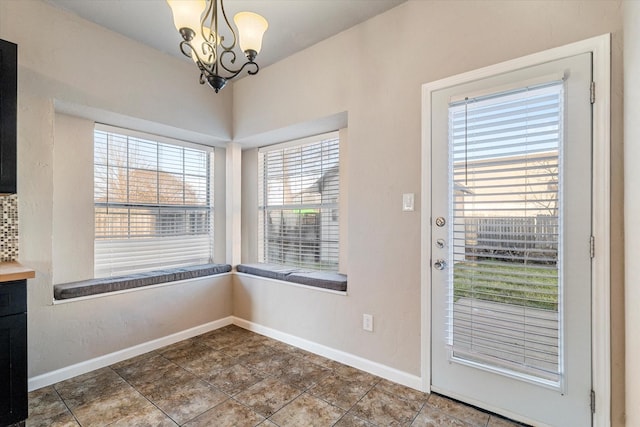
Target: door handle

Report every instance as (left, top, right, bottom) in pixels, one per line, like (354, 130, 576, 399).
(433, 259, 446, 270)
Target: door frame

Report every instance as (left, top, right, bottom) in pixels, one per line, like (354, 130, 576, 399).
(420, 34, 611, 426)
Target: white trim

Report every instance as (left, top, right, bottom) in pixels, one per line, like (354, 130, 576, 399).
(28, 312, 422, 396)
(430, 385, 553, 427)
(94, 122, 214, 152)
(448, 72, 566, 104)
(232, 316, 422, 391)
(257, 131, 339, 153)
(590, 33, 612, 427)
(421, 34, 611, 425)
(28, 317, 233, 391)
(226, 143, 243, 266)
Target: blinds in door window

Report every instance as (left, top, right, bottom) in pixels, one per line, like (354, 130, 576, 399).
(258, 133, 340, 271)
(94, 127, 214, 278)
(447, 81, 565, 385)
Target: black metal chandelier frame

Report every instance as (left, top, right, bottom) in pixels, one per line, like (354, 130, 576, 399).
(177, 0, 259, 93)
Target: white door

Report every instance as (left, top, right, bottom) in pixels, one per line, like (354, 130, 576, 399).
(430, 53, 592, 426)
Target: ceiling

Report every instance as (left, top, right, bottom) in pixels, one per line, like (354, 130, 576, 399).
(45, 0, 407, 69)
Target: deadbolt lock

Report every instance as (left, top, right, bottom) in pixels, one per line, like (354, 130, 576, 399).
(433, 259, 446, 270)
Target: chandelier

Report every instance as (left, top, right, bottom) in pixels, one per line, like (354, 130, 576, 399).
(167, 0, 268, 93)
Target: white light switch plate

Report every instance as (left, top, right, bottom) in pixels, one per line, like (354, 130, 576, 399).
(363, 314, 373, 332)
(402, 193, 415, 211)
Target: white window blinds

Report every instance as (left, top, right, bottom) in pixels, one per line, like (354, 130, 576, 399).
(258, 133, 340, 271)
(94, 126, 214, 278)
(447, 81, 564, 384)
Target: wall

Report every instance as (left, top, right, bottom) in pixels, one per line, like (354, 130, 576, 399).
(624, 1, 639, 424)
(0, 0, 234, 378)
(235, 0, 625, 423)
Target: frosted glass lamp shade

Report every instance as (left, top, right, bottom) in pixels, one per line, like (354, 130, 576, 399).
(234, 12, 268, 56)
(167, 0, 205, 32)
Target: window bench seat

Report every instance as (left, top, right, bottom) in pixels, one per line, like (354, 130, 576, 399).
(236, 263, 347, 292)
(54, 263, 232, 300)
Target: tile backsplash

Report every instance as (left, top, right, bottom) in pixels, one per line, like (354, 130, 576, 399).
(0, 194, 18, 262)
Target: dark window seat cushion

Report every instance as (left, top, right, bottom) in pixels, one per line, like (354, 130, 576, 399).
(237, 263, 347, 292)
(236, 263, 307, 281)
(54, 263, 232, 300)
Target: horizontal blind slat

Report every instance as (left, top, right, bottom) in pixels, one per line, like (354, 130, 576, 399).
(259, 135, 340, 271)
(94, 128, 214, 278)
(446, 81, 563, 383)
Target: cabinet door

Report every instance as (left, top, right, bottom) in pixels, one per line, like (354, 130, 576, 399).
(0, 313, 27, 425)
(0, 39, 17, 194)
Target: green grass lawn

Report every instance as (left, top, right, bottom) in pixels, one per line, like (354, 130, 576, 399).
(453, 261, 559, 311)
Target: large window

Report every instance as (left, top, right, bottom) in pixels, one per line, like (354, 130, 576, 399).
(258, 132, 340, 271)
(94, 125, 213, 277)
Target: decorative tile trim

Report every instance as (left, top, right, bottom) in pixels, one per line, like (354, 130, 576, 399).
(0, 194, 18, 262)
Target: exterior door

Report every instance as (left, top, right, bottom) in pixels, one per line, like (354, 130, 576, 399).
(430, 53, 592, 426)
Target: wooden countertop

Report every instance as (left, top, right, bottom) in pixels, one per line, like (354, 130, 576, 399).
(0, 262, 35, 283)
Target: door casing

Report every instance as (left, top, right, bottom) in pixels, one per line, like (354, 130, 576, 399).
(420, 34, 611, 426)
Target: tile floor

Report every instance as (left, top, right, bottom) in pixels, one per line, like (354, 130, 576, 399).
(25, 325, 525, 427)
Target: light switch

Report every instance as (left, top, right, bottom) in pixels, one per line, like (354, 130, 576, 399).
(402, 193, 415, 211)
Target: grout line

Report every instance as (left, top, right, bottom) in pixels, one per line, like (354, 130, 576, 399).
(52, 386, 83, 426)
(107, 365, 179, 426)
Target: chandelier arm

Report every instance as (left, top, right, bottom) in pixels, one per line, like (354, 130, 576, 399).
(179, 40, 194, 59)
(221, 60, 259, 80)
(218, 0, 237, 51)
(200, 0, 219, 68)
(246, 62, 260, 76)
(201, 40, 217, 68)
(218, 49, 239, 74)
(180, 40, 217, 76)
(201, 0, 215, 37)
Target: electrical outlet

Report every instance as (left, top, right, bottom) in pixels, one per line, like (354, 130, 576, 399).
(363, 314, 373, 332)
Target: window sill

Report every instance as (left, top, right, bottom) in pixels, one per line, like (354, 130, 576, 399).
(53, 264, 232, 301)
(236, 263, 347, 292)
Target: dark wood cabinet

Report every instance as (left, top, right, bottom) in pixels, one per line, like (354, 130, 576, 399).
(0, 39, 17, 194)
(0, 280, 27, 426)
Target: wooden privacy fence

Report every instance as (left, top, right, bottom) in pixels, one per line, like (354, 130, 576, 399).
(460, 216, 558, 263)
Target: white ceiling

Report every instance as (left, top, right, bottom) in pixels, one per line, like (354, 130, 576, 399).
(45, 0, 407, 69)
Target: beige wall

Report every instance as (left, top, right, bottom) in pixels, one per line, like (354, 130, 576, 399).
(235, 0, 624, 423)
(624, 1, 639, 425)
(0, 1, 629, 424)
(0, 0, 234, 378)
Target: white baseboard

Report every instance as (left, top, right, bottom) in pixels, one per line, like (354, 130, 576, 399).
(232, 316, 423, 391)
(29, 315, 423, 393)
(28, 316, 234, 391)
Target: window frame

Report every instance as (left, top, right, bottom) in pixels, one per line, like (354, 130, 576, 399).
(93, 124, 215, 278)
(257, 131, 341, 272)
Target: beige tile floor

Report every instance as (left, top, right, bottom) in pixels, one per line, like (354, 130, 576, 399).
(25, 325, 526, 427)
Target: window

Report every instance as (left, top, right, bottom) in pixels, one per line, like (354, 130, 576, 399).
(448, 82, 563, 381)
(94, 125, 213, 277)
(258, 132, 340, 271)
